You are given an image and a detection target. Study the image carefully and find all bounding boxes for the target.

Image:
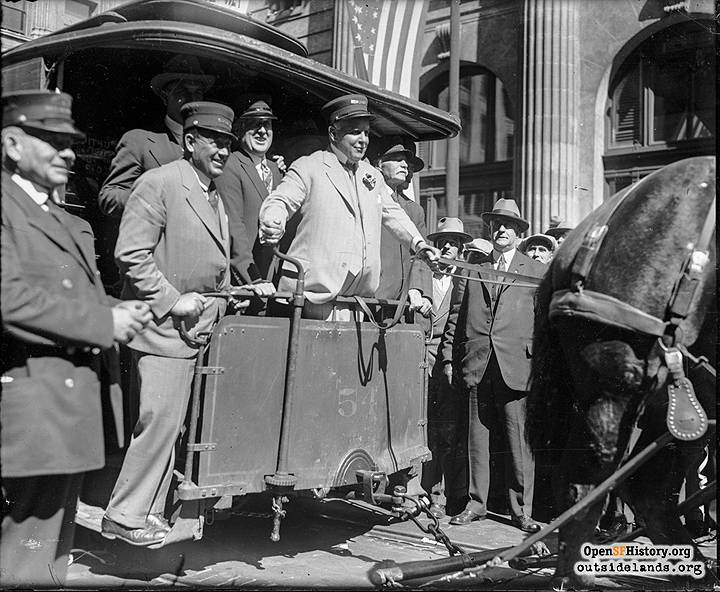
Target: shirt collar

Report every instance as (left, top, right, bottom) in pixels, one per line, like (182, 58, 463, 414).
(188, 163, 212, 192)
(11, 173, 53, 207)
(165, 115, 184, 146)
(492, 247, 516, 265)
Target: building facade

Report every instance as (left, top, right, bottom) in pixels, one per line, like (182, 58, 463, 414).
(3, 0, 715, 237)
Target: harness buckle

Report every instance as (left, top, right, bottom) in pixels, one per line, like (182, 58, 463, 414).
(689, 249, 709, 275)
(663, 348, 684, 382)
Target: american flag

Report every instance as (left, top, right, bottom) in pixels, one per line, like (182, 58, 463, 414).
(346, 0, 428, 98)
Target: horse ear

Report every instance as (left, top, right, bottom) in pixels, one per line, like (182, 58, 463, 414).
(580, 341, 644, 390)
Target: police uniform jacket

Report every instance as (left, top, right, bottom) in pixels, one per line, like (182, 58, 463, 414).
(440, 251, 546, 391)
(214, 147, 281, 284)
(1, 170, 115, 478)
(259, 149, 423, 304)
(98, 127, 183, 216)
(115, 159, 230, 358)
(375, 186, 432, 302)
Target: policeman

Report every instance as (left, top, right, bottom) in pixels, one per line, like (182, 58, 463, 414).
(1, 90, 152, 586)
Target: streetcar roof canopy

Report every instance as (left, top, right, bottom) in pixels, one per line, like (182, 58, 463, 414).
(2, 0, 460, 142)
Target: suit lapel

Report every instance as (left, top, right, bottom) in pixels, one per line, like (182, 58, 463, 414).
(238, 149, 269, 199)
(323, 150, 356, 216)
(3, 176, 96, 281)
(497, 251, 525, 299)
(180, 161, 226, 253)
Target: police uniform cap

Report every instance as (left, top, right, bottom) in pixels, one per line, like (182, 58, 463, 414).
(322, 94, 374, 124)
(181, 101, 237, 140)
(2, 90, 85, 140)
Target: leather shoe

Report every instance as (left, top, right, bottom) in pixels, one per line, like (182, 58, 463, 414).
(101, 516, 167, 546)
(449, 509, 487, 525)
(427, 504, 445, 519)
(513, 514, 541, 533)
(146, 513, 171, 534)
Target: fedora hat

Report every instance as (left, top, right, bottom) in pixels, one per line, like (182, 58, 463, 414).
(481, 198, 529, 233)
(3, 90, 85, 141)
(521, 233, 557, 252)
(427, 217, 472, 243)
(369, 136, 424, 171)
(465, 237, 493, 255)
(150, 55, 215, 96)
(545, 216, 574, 238)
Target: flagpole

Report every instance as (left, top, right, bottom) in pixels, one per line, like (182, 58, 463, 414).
(445, 0, 460, 218)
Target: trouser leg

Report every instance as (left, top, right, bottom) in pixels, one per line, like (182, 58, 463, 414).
(465, 381, 493, 514)
(1, 473, 83, 588)
(104, 351, 195, 528)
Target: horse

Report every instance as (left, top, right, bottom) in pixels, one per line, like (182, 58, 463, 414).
(526, 156, 716, 587)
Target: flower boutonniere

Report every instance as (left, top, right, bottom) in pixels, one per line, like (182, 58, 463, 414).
(362, 173, 376, 190)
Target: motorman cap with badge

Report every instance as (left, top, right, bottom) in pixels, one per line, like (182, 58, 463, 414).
(322, 93, 374, 124)
(150, 55, 215, 96)
(181, 101, 237, 140)
(238, 99, 277, 120)
(2, 89, 85, 140)
(481, 198, 530, 233)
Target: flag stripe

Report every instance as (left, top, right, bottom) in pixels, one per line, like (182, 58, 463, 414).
(372, 1, 393, 88)
(385, 1, 408, 92)
(398, 1, 425, 96)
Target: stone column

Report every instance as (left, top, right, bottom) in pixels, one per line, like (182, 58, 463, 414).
(513, 0, 580, 234)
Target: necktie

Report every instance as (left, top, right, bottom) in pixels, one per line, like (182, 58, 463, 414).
(207, 181, 218, 211)
(493, 254, 506, 299)
(260, 159, 273, 194)
(343, 160, 358, 176)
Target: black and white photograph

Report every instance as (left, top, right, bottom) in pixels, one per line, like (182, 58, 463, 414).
(0, 0, 716, 589)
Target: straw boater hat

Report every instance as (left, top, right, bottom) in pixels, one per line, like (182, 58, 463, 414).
(427, 217, 472, 243)
(150, 55, 216, 97)
(481, 199, 529, 233)
(521, 233, 557, 253)
(544, 215, 574, 238)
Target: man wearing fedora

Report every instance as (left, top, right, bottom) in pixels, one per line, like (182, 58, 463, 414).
(258, 94, 439, 321)
(215, 99, 281, 297)
(520, 233, 557, 264)
(441, 199, 545, 532)
(370, 136, 431, 316)
(1, 90, 152, 584)
(544, 215, 574, 248)
(421, 217, 473, 518)
(98, 55, 215, 217)
(102, 101, 235, 546)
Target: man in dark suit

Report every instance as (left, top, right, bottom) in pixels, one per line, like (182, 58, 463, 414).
(1, 90, 151, 585)
(441, 199, 546, 532)
(101, 101, 234, 546)
(420, 218, 473, 518)
(214, 100, 281, 290)
(370, 138, 432, 316)
(98, 55, 215, 216)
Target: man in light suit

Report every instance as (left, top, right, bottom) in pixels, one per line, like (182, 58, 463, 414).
(1, 90, 151, 585)
(420, 218, 473, 518)
(215, 99, 281, 291)
(258, 94, 439, 320)
(370, 138, 432, 316)
(441, 199, 546, 532)
(101, 101, 235, 546)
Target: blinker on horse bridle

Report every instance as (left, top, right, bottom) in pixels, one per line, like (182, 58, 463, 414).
(549, 180, 716, 442)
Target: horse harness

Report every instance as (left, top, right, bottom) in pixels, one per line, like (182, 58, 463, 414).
(549, 181, 716, 442)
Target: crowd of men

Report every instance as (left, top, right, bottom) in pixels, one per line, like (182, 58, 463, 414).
(1, 58, 576, 586)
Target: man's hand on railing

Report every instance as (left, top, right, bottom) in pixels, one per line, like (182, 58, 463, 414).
(408, 289, 432, 318)
(171, 292, 207, 317)
(247, 280, 276, 297)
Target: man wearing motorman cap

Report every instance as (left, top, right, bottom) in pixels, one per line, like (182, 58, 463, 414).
(1, 90, 152, 585)
(258, 93, 439, 320)
(102, 101, 235, 546)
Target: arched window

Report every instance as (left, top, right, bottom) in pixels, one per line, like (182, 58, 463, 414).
(605, 20, 714, 195)
(419, 65, 515, 236)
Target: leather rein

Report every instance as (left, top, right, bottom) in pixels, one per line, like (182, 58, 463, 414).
(548, 180, 716, 441)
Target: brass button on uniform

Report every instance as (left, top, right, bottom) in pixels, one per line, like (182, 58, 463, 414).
(65, 378, 75, 388)
(91, 347, 101, 355)
(61, 278, 73, 289)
